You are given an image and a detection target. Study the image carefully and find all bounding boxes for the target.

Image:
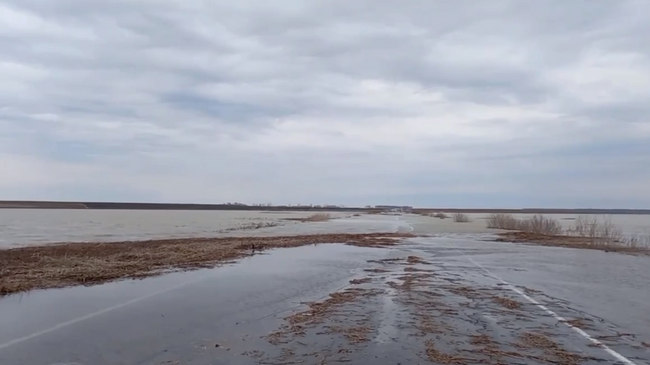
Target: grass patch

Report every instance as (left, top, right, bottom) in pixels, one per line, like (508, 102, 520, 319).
(0, 232, 414, 296)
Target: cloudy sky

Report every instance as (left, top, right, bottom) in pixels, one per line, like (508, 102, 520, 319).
(1, 0, 649, 208)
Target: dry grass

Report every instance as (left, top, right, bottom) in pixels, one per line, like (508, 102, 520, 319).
(520, 215, 563, 235)
(470, 334, 492, 346)
(486, 214, 562, 235)
(626, 235, 650, 248)
(325, 325, 372, 344)
(568, 215, 616, 238)
(486, 213, 519, 230)
(425, 340, 469, 364)
(566, 215, 650, 249)
(488, 214, 650, 253)
(422, 212, 450, 219)
(0, 232, 414, 296)
(287, 288, 381, 326)
(284, 213, 333, 222)
(452, 213, 471, 223)
(496, 231, 649, 254)
(492, 296, 522, 310)
(363, 268, 390, 273)
(218, 221, 279, 233)
(349, 277, 372, 285)
(267, 287, 382, 345)
(403, 267, 434, 272)
(518, 332, 587, 365)
(302, 213, 332, 222)
(563, 318, 589, 329)
(406, 255, 429, 265)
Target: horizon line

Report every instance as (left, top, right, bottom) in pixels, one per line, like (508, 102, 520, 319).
(0, 200, 649, 212)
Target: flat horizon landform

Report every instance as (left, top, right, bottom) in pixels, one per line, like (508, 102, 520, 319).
(1, 200, 649, 214)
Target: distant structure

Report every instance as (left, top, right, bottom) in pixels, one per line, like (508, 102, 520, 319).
(374, 205, 413, 213)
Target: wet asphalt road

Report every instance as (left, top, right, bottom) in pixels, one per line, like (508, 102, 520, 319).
(0, 217, 649, 365)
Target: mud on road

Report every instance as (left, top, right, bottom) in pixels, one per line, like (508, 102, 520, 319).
(248, 251, 649, 365)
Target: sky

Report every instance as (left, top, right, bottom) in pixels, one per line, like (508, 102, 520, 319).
(1, 0, 649, 208)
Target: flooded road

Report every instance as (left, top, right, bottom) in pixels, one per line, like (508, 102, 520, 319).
(0, 244, 393, 365)
(0, 216, 649, 364)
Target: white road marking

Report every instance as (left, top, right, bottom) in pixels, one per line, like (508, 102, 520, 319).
(0, 277, 207, 351)
(468, 258, 638, 365)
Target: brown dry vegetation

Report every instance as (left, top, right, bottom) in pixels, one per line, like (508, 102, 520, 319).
(303, 213, 332, 222)
(496, 231, 649, 254)
(488, 214, 650, 253)
(492, 296, 522, 310)
(564, 318, 589, 329)
(0, 232, 414, 296)
(517, 332, 588, 365)
(425, 340, 469, 364)
(283, 213, 333, 222)
(406, 255, 429, 265)
(217, 221, 280, 233)
(363, 268, 390, 273)
(487, 214, 562, 235)
(267, 287, 382, 345)
(349, 277, 372, 285)
(452, 213, 471, 223)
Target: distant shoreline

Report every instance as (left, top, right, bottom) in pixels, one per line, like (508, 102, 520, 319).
(0, 200, 649, 214)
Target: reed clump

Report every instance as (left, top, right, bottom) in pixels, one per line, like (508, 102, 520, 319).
(487, 213, 649, 253)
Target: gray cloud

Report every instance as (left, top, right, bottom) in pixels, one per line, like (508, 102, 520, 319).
(1, 0, 649, 207)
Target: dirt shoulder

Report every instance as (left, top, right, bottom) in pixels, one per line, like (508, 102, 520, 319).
(0, 232, 413, 296)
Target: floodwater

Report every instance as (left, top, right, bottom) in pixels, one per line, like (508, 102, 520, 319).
(0, 210, 353, 248)
(1, 217, 649, 364)
(0, 243, 393, 365)
(406, 212, 650, 237)
(1, 209, 649, 249)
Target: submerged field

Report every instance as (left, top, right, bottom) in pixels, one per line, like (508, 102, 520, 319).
(0, 210, 357, 248)
(2, 209, 649, 248)
(2, 211, 649, 296)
